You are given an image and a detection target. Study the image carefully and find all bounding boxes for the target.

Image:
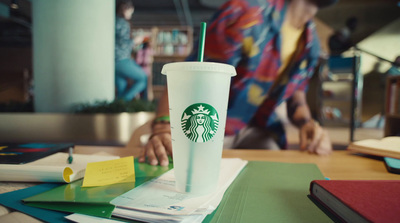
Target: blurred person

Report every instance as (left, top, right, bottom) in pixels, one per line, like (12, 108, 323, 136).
(328, 16, 358, 55)
(135, 36, 154, 100)
(115, 0, 147, 101)
(386, 56, 400, 76)
(140, 0, 337, 166)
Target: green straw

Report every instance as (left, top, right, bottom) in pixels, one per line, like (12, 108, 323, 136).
(186, 22, 207, 193)
(197, 22, 207, 62)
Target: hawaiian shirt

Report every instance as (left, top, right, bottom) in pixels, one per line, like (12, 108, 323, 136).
(115, 16, 133, 61)
(187, 0, 321, 148)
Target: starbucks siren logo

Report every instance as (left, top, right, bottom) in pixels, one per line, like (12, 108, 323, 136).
(181, 103, 219, 143)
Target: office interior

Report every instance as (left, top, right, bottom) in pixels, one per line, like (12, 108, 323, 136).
(0, 0, 399, 148)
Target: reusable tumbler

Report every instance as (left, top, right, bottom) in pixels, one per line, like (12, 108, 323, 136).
(162, 61, 236, 194)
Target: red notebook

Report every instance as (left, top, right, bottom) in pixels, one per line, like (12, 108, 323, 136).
(309, 180, 400, 223)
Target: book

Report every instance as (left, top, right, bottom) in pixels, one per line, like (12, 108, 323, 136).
(310, 180, 400, 223)
(0, 152, 120, 183)
(347, 136, 400, 159)
(387, 79, 400, 115)
(0, 143, 74, 164)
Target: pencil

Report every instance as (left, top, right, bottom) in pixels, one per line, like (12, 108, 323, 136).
(67, 147, 73, 164)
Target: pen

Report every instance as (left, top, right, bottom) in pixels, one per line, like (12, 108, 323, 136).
(67, 147, 73, 164)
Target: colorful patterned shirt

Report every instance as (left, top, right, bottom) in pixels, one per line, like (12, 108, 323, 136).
(188, 0, 321, 148)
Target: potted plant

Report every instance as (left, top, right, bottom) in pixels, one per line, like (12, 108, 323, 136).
(0, 99, 156, 146)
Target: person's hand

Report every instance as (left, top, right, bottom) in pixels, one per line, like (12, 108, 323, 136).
(138, 123, 172, 166)
(299, 120, 332, 155)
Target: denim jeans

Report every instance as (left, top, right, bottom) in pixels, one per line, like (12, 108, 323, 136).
(115, 58, 147, 101)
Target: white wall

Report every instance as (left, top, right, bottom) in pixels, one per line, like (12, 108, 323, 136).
(33, 0, 115, 112)
(357, 18, 400, 75)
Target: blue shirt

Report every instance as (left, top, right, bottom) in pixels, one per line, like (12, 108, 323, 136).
(115, 16, 133, 61)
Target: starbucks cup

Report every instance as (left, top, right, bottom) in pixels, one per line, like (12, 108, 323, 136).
(162, 61, 236, 194)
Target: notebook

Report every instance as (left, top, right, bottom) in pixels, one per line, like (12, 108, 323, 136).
(309, 180, 400, 223)
(347, 136, 400, 159)
(0, 143, 74, 164)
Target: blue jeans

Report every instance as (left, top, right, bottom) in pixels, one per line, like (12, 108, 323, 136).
(115, 58, 148, 101)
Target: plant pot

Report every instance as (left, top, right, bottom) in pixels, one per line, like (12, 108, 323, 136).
(0, 112, 155, 146)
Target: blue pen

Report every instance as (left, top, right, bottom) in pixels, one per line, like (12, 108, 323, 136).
(67, 147, 73, 164)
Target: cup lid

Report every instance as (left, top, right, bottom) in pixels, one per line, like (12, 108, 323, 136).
(161, 62, 236, 77)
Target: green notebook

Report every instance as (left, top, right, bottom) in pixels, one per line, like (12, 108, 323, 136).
(23, 158, 173, 218)
(204, 161, 331, 223)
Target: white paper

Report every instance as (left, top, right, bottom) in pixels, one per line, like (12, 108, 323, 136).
(66, 211, 201, 223)
(0, 152, 119, 183)
(66, 213, 125, 223)
(110, 158, 247, 222)
(112, 207, 208, 223)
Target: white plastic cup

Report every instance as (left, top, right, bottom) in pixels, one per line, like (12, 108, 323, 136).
(162, 61, 236, 194)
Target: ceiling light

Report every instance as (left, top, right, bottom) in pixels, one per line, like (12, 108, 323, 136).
(10, 3, 18, 9)
(10, 0, 18, 9)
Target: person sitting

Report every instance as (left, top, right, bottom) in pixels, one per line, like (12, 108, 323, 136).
(115, 0, 148, 101)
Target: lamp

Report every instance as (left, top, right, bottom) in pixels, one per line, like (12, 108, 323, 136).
(10, 0, 18, 9)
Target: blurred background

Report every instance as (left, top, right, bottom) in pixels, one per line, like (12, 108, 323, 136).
(0, 0, 399, 146)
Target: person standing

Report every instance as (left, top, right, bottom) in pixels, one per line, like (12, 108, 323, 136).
(115, 0, 147, 101)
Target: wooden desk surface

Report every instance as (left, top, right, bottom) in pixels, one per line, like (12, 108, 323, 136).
(75, 145, 400, 181)
(1, 145, 399, 222)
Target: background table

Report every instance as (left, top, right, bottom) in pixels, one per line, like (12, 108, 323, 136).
(74, 145, 400, 180)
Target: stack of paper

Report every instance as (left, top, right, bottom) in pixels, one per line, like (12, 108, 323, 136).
(66, 158, 248, 223)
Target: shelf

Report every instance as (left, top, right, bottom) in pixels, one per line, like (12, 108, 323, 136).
(322, 97, 352, 102)
(385, 76, 400, 136)
(153, 26, 193, 57)
(132, 26, 193, 58)
(315, 55, 362, 142)
(320, 119, 350, 127)
(321, 79, 353, 83)
(386, 114, 400, 119)
(154, 55, 188, 61)
(131, 26, 193, 100)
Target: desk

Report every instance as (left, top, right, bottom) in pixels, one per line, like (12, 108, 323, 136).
(75, 145, 400, 180)
(1, 146, 399, 222)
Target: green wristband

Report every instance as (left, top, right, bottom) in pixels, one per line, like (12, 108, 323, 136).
(152, 115, 170, 129)
(154, 115, 170, 122)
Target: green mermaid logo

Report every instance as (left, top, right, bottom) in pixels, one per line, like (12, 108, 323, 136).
(181, 103, 219, 143)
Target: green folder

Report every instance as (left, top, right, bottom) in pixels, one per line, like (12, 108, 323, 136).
(23, 158, 173, 218)
(204, 161, 331, 223)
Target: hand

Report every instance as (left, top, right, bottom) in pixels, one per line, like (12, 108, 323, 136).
(138, 123, 173, 166)
(299, 120, 332, 155)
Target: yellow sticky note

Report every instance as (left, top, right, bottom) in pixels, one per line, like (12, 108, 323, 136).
(82, 156, 135, 187)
